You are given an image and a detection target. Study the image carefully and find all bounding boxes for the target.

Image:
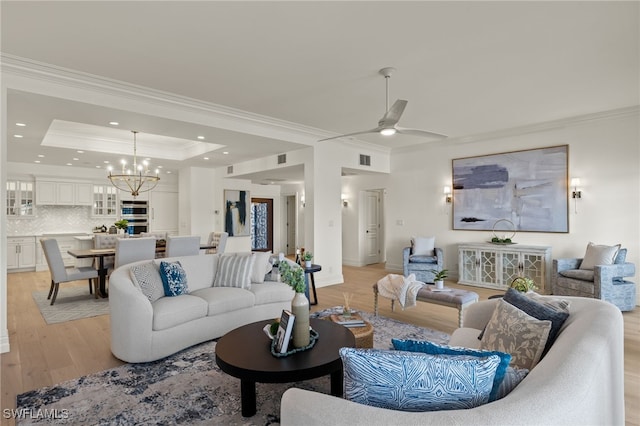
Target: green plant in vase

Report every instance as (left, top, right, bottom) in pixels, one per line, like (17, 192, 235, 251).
(114, 219, 129, 233)
(430, 269, 448, 289)
(278, 260, 310, 347)
(279, 261, 306, 293)
(510, 276, 538, 293)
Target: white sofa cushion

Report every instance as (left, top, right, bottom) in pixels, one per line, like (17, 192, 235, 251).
(251, 252, 273, 284)
(130, 261, 164, 302)
(152, 294, 208, 331)
(251, 281, 295, 305)
(214, 253, 255, 289)
(154, 254, 218, 292)
(190, 287, 255, 315)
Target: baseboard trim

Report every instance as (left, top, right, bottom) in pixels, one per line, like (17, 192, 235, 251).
(0, 329, 10, 353)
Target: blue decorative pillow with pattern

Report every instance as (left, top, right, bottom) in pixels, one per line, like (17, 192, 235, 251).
(339, 347, 500, 412)
(391, 338, 511, 402)
(159, 261, 189, 297)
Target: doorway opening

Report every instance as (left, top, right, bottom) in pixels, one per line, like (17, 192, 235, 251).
(251, 198, 273, 252)
(285, 195, 297, 256)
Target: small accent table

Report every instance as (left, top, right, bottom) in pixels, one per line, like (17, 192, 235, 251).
(215, 318, 355, 417)
(304, 263, 321, 305)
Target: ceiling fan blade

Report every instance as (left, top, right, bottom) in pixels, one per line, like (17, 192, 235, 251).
(395, 127, 447, 139)
(318, 127, 383, 142)
(379, 99, 408, 126)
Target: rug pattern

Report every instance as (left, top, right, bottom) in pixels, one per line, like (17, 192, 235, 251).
(32, 286, 109, 324)
(17, 309, 449, 425)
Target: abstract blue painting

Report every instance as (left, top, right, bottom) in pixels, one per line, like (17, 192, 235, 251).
(452, 145, 569, 232)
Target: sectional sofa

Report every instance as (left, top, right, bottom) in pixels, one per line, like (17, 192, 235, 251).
(109, 252, 294, 363)
(281, 296, 625, 425)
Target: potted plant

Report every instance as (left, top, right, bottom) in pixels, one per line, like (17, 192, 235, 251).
(278, 261, 309, 347)
(430, 269, 448, 289)
(510, 276, 538, 293)
(302, 251, 313, 268)
(114, 219, 129, 235)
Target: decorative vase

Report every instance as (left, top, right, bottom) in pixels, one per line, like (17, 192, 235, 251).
(305, 260, 312, 268)
(291, 292, 310, 348)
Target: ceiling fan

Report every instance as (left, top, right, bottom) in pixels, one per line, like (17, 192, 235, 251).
(319, 67, 447, 142)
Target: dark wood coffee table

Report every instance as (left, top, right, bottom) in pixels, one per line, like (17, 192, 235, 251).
(215, 317, 356, 417)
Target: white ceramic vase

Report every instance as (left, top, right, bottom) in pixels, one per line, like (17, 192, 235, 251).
(291, 292, 310, 348)
(435, 280, 444, 289)
(305, 260, 312, 268)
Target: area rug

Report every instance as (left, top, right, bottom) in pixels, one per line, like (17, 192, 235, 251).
(32, 286, 109, 324)
(17, 308, 449, 425)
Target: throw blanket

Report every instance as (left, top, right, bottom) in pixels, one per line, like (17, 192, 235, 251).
(377, 273, 425, 309)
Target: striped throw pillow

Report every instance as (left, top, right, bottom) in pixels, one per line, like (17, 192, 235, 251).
(214, 254, 255, 289)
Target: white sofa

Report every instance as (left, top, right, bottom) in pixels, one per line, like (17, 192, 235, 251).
(281, 296, 625, 425)
(109, 253, 294, 363)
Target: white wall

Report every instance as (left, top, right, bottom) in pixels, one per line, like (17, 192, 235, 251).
(376, 110, 639, 304)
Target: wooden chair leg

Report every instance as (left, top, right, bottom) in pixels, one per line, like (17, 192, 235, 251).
(50, 283, 60, 305)
(92, 278, 99, 299)
(47, 280, 55, 300)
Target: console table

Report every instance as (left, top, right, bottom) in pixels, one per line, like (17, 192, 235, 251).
(458, 243, 552, 292)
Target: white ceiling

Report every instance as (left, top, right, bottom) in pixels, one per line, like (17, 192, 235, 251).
(2, 1, 638, 182)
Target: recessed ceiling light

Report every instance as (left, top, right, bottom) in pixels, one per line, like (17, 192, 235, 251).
(73, 158, 79, 161)
(95, 165, 101, 168)
(203, 157, 209, 160)
(109, 121, 119, 126)
(166, 171, 172, 174)
(157, 165, 163, 169)
(34, 160, 41, 164)
(197, 136, 205, 140)
(222, 151, 229, 155)
(38, 154, 45, 158)
(66, 163, 73, 166)
(13, 134, 23, 138)
(77, 150, 84, 153)
(16, 123, 26, 127)
(103, 160, 110, 164)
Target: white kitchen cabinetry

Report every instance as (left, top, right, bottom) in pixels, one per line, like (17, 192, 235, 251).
(149, 191, 178, 234)
(458, 243, 552, 292)
(36, 234, 87, 271)
(7, 236, 36, 271)
(36, 181, 93, 206)
(6, 180, 35, 217)
(92, 185, 118, 217)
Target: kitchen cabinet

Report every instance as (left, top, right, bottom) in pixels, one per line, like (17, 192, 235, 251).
(92, 185, 118, 217)
(149, 190, 178, 234)
(6, 179, 35, 217)
(7, 236, 36, 271)
(458, 243, 552, 292)
(36, 181, 93, 206)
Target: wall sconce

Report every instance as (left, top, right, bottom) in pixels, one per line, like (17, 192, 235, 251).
(570, 178, 581, 213)
(443, 186, 452, 203)
(341, 194, 348, 207)
(570, 178, 581, 199)
(300, 195, 305, 208)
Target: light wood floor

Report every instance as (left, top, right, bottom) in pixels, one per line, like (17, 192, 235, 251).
(2, 264, 639, 425)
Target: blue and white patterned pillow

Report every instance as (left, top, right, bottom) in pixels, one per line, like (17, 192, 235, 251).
(391, 339, 511, 402)
(130, 261, 165, 302)
(159, 261, 189, 297)
(339, 347, 500, 412)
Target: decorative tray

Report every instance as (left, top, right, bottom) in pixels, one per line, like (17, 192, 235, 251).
(270, 328, 319, 358)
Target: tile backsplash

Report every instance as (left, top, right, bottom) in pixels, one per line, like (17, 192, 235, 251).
(7, 206, 110, 235)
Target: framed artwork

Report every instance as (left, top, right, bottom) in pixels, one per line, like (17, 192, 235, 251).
(452, 145, 569, 233)
(224, 190, 250, 237)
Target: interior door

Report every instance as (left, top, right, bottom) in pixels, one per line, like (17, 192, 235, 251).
(251, 198, 273, 252)
(364, 190, 381, 265)
(286, 195, 296, 256)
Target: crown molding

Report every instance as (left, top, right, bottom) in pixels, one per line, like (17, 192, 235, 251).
(1, 53, 327, 144)
(395, 105, 639, 154)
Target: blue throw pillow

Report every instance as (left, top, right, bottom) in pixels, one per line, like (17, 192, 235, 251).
(503, 288, 569, 356)
(159, 260, 189, 297)
(339, 347, 500, 412)
(392, 338, 511, 402)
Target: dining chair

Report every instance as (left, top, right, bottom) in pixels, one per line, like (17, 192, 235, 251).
(114, 237, 156, 270)
(40, 238, 99, 305)
(141, 231, 167, 240)
(166, 235, 201, 257)
(207, 231, 228, 254)
(94, 234, 119, 272)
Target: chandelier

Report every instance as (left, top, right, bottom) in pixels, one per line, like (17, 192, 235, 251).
(107, 130, 160, 197)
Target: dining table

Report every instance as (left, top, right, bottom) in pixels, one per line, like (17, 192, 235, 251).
(67, 242, 217, 298)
